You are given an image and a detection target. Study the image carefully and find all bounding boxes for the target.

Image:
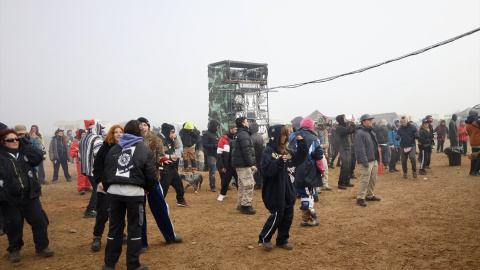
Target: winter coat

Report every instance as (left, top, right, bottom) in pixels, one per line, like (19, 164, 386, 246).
(179, 123, 200, 148)
(93, 141, 115, 185)
(79, 122, 104, 177)
(434, 122, 448, 141)
(158, 132, 180, 172)
(0, 139, 43, 204)
(261, 125, 308, 212)
(335, 116, 356, 151)
(466, 116, 480, 147)
(418, 126, 433, 147)
(448, 120, 459, 142)
(216, 132, 234, 170)
(103, 134, 157, 200)
(249, 123, 264, 167)
(143, 132, 166, 175)
(231, 126, 256, 168)
(354, 125, 380, 167)
(49, 135, 69, 161)
(202, 120, 220, 157)
(373, 124, 389, 145)
(458, 124, 469, 142)
(388, 119, 401, 147)
(294, 127, 324, 188)
(396, 123, 419, 148)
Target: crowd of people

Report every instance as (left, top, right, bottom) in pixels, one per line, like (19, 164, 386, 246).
(0, 110, 479, 269)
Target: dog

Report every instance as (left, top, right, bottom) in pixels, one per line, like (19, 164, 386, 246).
(179, 173, 203, 193)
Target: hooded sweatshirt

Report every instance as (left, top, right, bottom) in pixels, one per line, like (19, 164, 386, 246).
(179, 122, 199, 148)
(388, 119, 401, 147)
(294, 117, 324, 187)
(335, 114, 356, 150)
(202, 120, 220, 156)
(79, 120, 104, 177)
(261, 125, 308, 212)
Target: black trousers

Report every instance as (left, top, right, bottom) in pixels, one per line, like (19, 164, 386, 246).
(460, 141, 468, 155)
(0, 197, 49, 252)
(418, 146, 431, 170)
(471, 148, 480, 173)
(258, 205, 294, 245)
(86, 176, 98, 212)
(38, 161, 45, 182)
(93, 192, 112, 237)
(105, 198, 143, 270)
(389, 147, 400, 169)
(401, 146, 417, 173)
(350, 151, 356, 176)
(437, 140, 445, 152)
(52, 157, 71, 181)
(450, 137, 458, 147)
(338, 149, 351, 186)
(160, 168, 185, 202)
(219, 166, 238, 196)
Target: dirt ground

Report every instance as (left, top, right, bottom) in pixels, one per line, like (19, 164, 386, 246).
(1, 148, 480, 270)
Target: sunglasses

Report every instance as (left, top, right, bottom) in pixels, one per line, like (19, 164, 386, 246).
(5, 138, 20, 143)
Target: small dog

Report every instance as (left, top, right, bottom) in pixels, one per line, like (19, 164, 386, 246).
(179, 173, 203, 193)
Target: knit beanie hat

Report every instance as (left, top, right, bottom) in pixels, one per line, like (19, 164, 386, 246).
(137, 117, 150, 129)
(300, 117, 314, 131)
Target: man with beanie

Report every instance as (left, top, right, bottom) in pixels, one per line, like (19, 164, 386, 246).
(354, 114, 381, 207)
(294, 117, 324, 226)
(396, 116, 419, 179)
(231, 117, 258, 215)
(335, 114, 356, 189)
(216, 122, 237, 201)
(79, 119, 104, 218)
(449, 114, 459, 147)
(250, 122, 264, 189)
(202, 119, 221, 192)
(179, 122, 200, 173)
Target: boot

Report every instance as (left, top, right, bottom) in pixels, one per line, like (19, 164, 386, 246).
(91, 236, 101, 251)
(300, 210, 319, 227)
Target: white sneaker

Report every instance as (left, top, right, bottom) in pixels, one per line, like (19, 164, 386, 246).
(217, 194, 225, 201)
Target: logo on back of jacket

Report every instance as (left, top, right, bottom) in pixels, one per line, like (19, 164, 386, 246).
(115, 147, 136, 177)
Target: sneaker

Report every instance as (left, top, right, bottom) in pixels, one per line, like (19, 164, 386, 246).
(40, 181, 49, 185)
(366, 196, 381, 201)
(176, 200, 190, 207)
(239, 205, 256, 215)
(102, 264, 116, 270)
(419, 170, 427, 175)
(217, 194, 225, 201)
(134, 264, 148, 270)
(259, 241, 273, 251)
(91, 236, 101, 251)
(36, 247, 54, 257)
(140, 247, 148, 254)
(403, 173, 408, 179)
(470, 171, 480, 176)
(210, 187, 216, 192)
(173, 235, 182, 243)
(338, 185, 347, 190)
(356, 199, 367, 207)
(413, 172, 418, 178)
(277, 243, 293, 250)
(52, 180, 58, 184)
(345, 183, 355, 187)
(313, 196, 319, 202)
(83, 210, 97, 218)
(254, 184, 262, 190)
(79, 189, 86, 195)
(9, 249, 20, 263)
(66, 178, 72, 182)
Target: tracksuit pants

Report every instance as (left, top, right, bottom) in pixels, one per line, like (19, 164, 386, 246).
(219, 166, 238, 196)
(258, 205, 294, 246)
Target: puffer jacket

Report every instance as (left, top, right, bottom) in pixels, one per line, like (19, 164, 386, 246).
(0, 139, 43, 203)
(249, 123, 264, 167)
(354, 125, 380, 167)
(418, 126, 433, 147)
(231, 126, 256, 167)
(202, 120, 220, 157)
(294, 127, 324, 188)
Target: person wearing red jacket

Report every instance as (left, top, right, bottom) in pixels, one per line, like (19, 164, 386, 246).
(69, 129, 91, 195)
(458, 120, 469, 156)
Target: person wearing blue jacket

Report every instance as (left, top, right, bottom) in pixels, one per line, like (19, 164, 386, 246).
(395, 117, 419, 179)
(388, 119, 401, 172)
(258, 125, 307, 251)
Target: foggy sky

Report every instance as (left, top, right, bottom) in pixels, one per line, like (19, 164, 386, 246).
(1, 0, 479, 135)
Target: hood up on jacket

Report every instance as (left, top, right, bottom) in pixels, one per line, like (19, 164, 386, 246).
(161, 123, 175, 138)
(266, 124, 283, 151)
(250, 123, 259, 134)
(184, 122, 194, 130)
(290, 116, 303, 131)
(208, 120, 220, 133)
(336, 114, 346, 126)
(451, 114, 458, 122)
(300, 117, 314, 131)
(75, 129, 86, 141)
(118, 133, 143, 148)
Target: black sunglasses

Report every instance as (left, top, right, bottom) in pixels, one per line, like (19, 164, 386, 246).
(5, 138, 20, 143)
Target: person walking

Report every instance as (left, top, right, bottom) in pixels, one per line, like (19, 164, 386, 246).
(396, 117, 419, 179)
(231, 117, 258, 215)
(0, 129, 54, 263)
(354, 114, 381, 207)
(49, 129, 72, 183)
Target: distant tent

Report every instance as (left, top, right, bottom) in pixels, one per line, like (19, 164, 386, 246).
(306, 110, 326, 122)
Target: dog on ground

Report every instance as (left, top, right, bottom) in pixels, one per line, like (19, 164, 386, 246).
(179, 173, 203, 193)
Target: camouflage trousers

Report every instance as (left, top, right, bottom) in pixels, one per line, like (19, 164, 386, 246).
(183, 147, 197, 169)
(236, 167, 254, 207)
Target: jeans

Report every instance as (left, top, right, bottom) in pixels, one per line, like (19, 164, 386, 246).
(207, 155, 217, 188)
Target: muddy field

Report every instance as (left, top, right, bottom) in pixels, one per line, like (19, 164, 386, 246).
(1, 149, 479, 269)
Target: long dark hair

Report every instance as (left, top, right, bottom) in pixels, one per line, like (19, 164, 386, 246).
(30, 125, 41, 137)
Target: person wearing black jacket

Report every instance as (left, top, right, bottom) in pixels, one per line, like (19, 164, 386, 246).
(90, 125, 124, 252)
(396, 117, 420, 179)
(434, 120, 448, 153)
(231, 117, 258, 215)
(0, 129, 54, 263)
(101, 120, 156, 270)
(179, 122, 200, 172)
(335, 114, 356, 189)
(202, 119, 220, 191)
(449, 114, 459, 147)
(258, 125, 308, 251)
(250, 123, 264, 189)
(373, 120, 390, 168)
(418, 119, 433, 175)
(216, 123, 237, 201)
